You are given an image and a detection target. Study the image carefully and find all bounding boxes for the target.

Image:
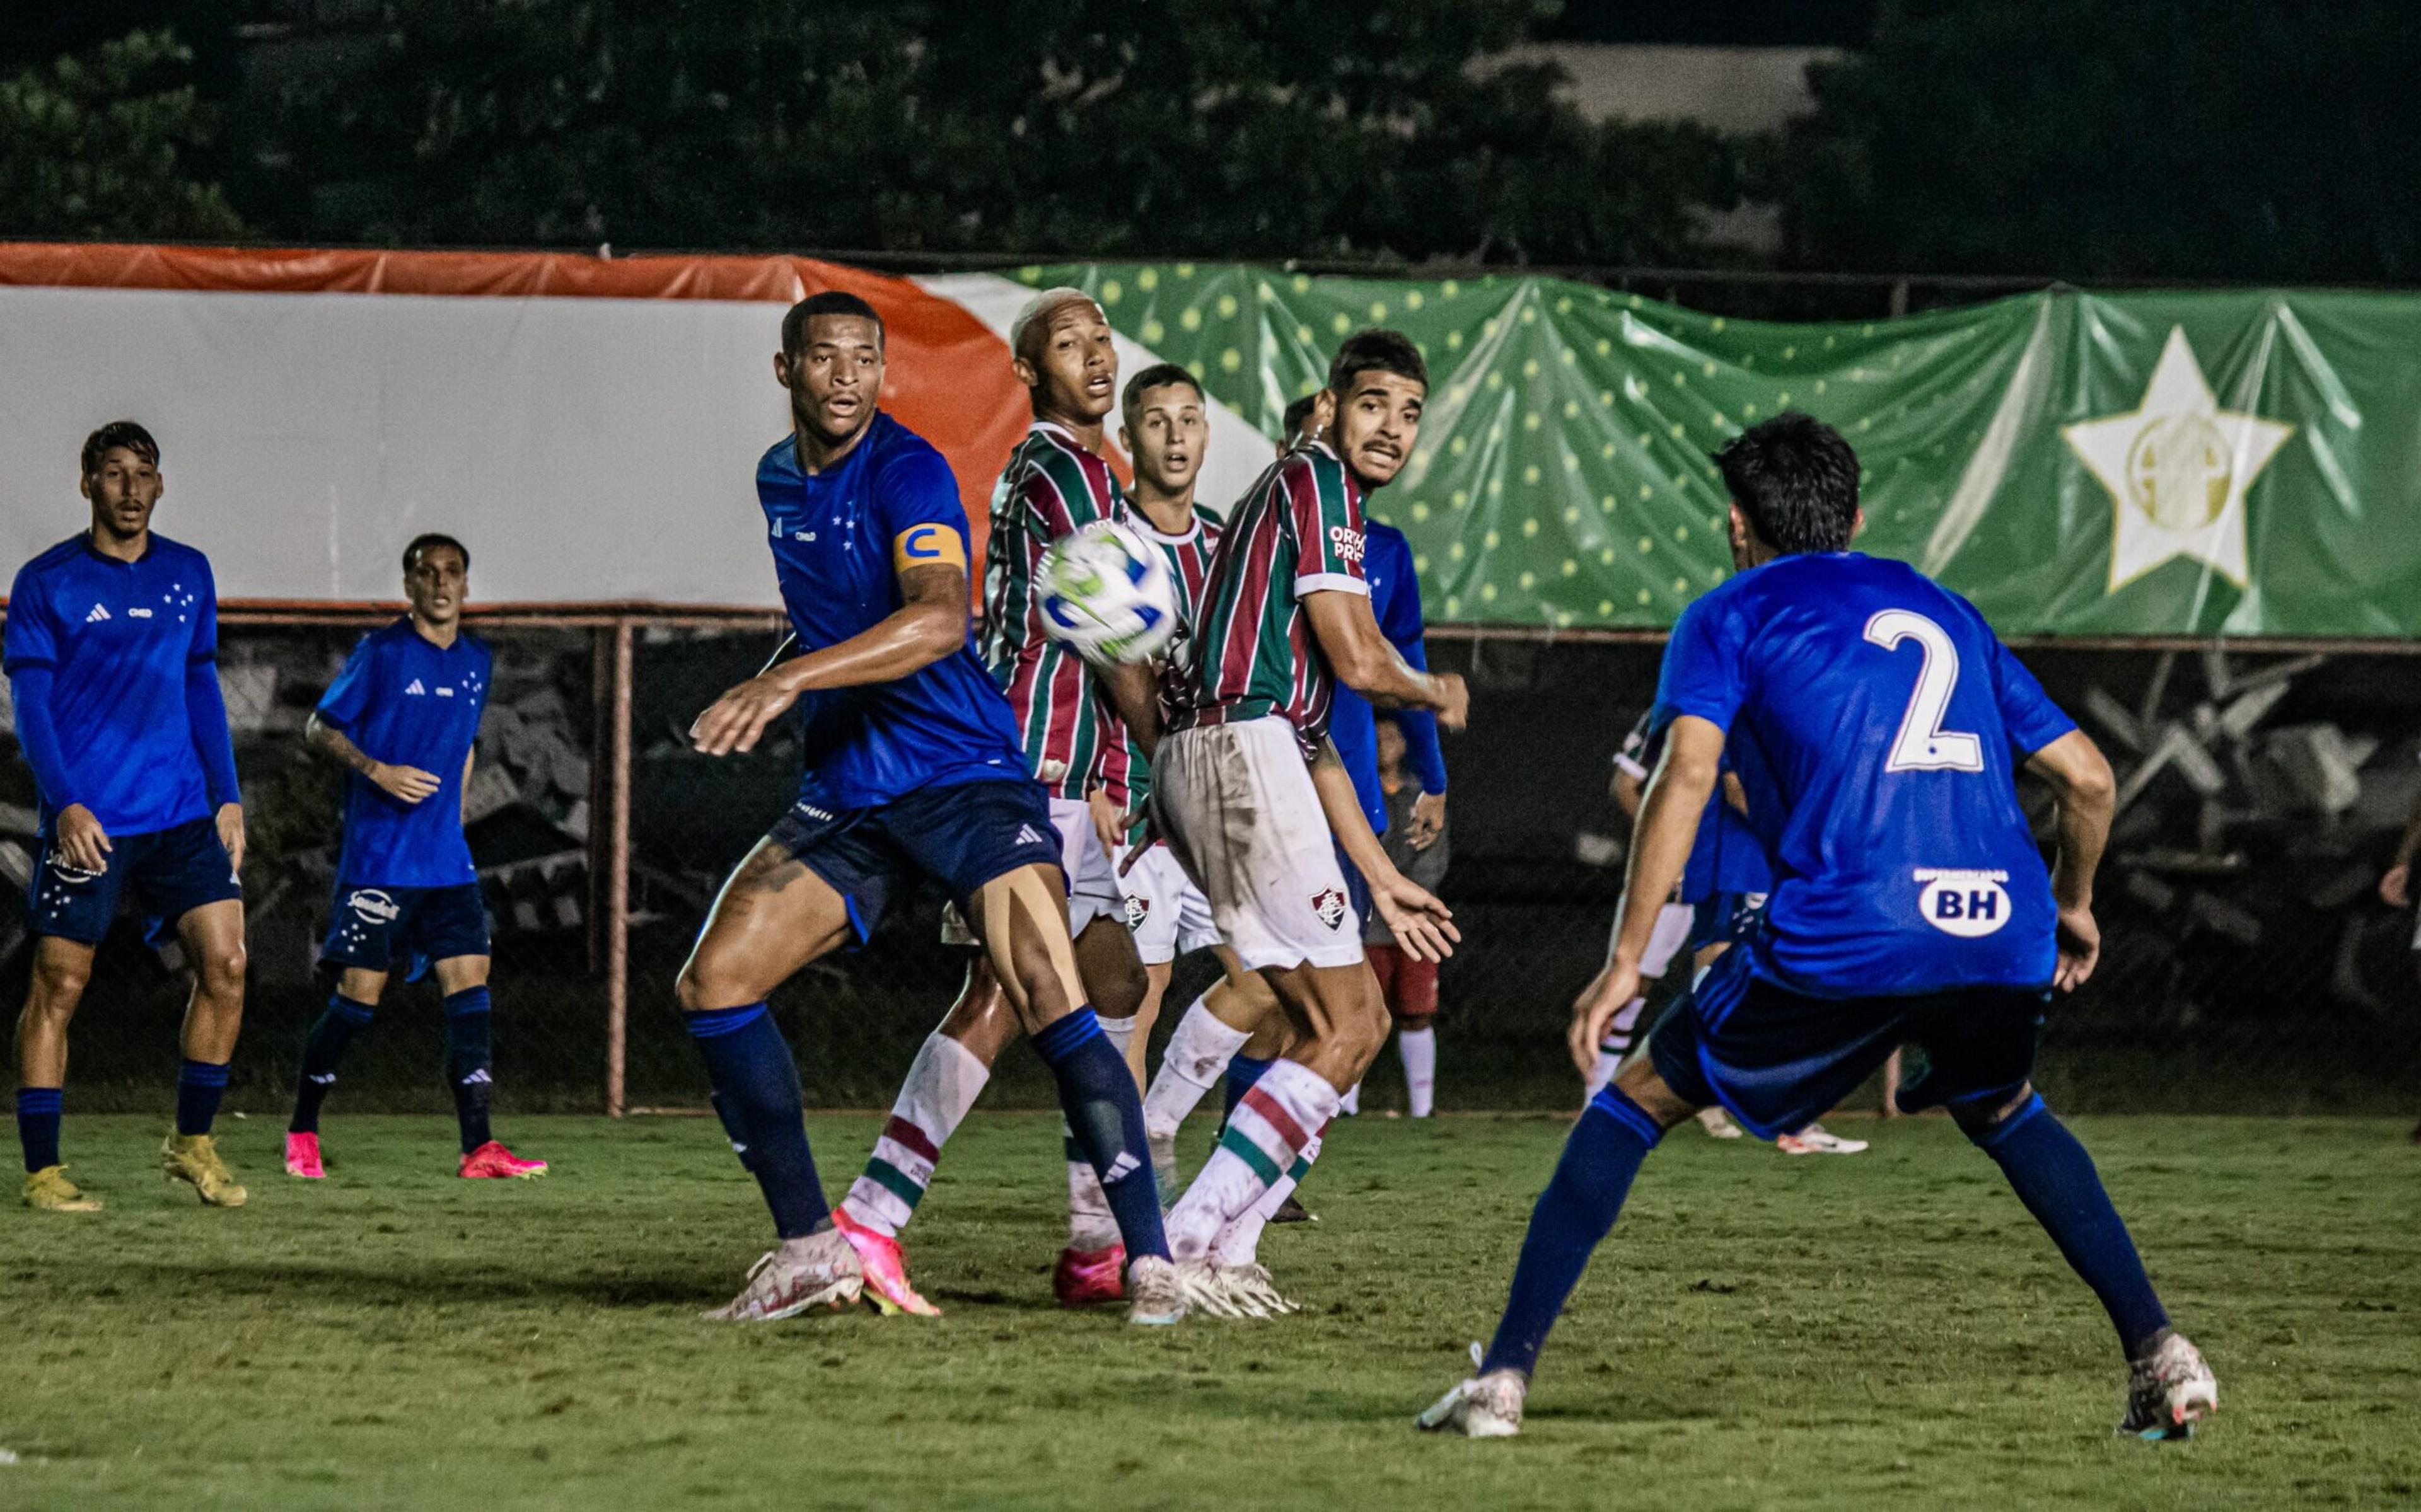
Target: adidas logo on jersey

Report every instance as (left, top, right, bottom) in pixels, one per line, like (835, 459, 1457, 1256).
(84, 603, 110, 622)
(1016, 824, 1051, 848)
(405, 679, 427, 695)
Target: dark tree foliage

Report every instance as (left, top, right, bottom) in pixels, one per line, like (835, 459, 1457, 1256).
(228, 0, 1741, 263)
(0, 28, 248, 239)
(1770, 0, 2421, 282)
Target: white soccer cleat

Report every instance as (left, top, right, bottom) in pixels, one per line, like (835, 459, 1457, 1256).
(1417, 1344, 1526, 1438)
(702, 1230, 865, 1323)
(1212, 1262, 1298, 1319)
(1125, 1255, 1190, 1327)
(1695, 1106, 1745, 1140)
(2118, 1329, 2218, 1441)
(1776, 1122, 1869, 1155)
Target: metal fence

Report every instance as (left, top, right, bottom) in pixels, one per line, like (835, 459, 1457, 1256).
(3, 614, 2419, 1119)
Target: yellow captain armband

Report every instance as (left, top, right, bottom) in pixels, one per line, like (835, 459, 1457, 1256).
(891, 522, 967, 576)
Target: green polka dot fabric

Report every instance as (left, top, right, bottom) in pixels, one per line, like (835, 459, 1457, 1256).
(1018, 264, 2401, 637)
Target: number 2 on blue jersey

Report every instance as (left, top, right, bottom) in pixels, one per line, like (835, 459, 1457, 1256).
(1863, 609, 1984, 773)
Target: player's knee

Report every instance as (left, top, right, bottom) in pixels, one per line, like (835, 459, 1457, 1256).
(675, 957, 751, 1014)
(1951, 1082, 2038, 1145)
(27, 952, 91, 1009)
(197, 944, 248, 999)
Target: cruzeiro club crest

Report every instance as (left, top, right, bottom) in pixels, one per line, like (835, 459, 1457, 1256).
(2061, 326, 2294, 596)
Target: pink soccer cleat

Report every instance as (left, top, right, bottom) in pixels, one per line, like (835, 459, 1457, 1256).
(458, 1140, 549, 1179)
(833, 1208, 941, 1317)
(284, 1131, 326, 1179)
(1052, 1242, 1127, 1307)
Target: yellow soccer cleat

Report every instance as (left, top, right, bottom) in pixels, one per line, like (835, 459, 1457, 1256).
(161, 1133, 248, 1208)
(23, 1165, 103, 1212)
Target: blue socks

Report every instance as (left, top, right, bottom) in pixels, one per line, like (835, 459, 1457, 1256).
(1033, 1008, 1170, 1261)
(686, 1003, 829, 1239)
(1480, 1085, 1663, 1378)
(1971, 1094, 2170, 1356)
(17, 1087, 62, 1172)
(444, 987, 496, 1154)
(176, 1059, 231, 1137)
(291, 993, 376, 1134)
(1222, 1052, 1275, 1126)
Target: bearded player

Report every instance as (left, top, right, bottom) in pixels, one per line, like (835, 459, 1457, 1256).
(679, 291, 1178, 1325)
(1141, 329, 1468, 1305)
(826, 288, 1159, 1312)
(1420, 412, 2215, 1440)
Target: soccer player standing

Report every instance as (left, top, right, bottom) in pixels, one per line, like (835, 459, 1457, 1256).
(283, 533, 547, 1181)
(1146, 330, 1468, 1290)
(8, 421, 248, 1209)
(1420, 413, 2216, 1440)
(682, 292, 1178, 1325)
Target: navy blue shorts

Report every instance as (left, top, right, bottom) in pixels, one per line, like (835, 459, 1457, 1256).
(26, 815, 242, 947)
(321, 882, 491, 974)
(763, 776, 1062, 942)
(1648, 947, 2046, 1139)
(1686, 889, 1767, 954)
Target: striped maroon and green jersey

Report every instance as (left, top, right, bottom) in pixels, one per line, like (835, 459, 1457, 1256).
(1099, 502, 1224, 812)
(981, 421, 1126, 799)
(1168, 441, 1367, 756)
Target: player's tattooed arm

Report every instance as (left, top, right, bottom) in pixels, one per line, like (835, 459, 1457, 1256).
(1308, 739, 1459, 962)
(690, 560, 968, 757)
(305, 710, 440, 805)
(2024, 729, 2117, 992)
(1300, 590, 1468, 730)
(1569, 715, 1721, 1075)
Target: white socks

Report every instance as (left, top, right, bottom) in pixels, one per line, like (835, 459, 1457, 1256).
(1164, 1058, 1339, 1260)
(1338, 1082, 1362, 1116)
(1209, 1127, 1323, 1268)
(1142, 996, 1250, 1146)
(1586, 996, 1651, 1097)
(842, 1032, 990, 1238)
(1397, 1027, 1436, 1118)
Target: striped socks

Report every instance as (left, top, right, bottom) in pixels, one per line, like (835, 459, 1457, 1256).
(843, 1032, 990, 1240)
(1166, 1058, 1338, 1261)
(1207, 1123, 1325, 1268)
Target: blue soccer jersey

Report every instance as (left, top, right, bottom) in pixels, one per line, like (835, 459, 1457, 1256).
(3, 533, 235, 836)
(1651, 552, 2076, 997)
(757, 415, 1026, 811)
(1328, 519, 1449, 834)
(316, 619, 491, 888)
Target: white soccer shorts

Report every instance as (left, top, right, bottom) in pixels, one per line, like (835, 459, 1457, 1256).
(940, 794, 1128, 944)
(1116, 840, 1221, 966)
(1151, 715, 1363, 972)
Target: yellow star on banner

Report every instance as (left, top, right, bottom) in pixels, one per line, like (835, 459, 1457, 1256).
(2062, 326, 2293, 594)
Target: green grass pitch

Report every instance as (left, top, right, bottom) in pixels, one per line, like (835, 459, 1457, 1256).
(2, 1112, 2416, 1510)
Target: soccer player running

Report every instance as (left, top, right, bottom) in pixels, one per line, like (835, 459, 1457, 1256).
(284, 533, 547, 1181)
(681, 291, 1178, 1325)
(1421, 413, 2217, 1440)
(825, 289, 1159, 1313)
(8, 421, 248, 1210)
(1142, 329, 1468, 1301)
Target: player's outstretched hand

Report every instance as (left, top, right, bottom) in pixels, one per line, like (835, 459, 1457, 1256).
(2053, 903, 2100, 992)
(1408, 790, 1446, 850)
(55, 803, 112, 875)
(370, 763, 443, 805)
(2381, 863, 2412, 909)
(1374, 875, 1460, 964)
(690, 671, 803, 757)
(1567, 958, 1640, 1078)
(1429, 671, 1470, 732)
(216, 803, 246, 874)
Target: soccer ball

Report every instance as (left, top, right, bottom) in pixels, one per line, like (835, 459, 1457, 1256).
(1038, 519, 1178, 666)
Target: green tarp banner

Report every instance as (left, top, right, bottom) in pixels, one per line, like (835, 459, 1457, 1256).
(1021, 263, 2420, 638)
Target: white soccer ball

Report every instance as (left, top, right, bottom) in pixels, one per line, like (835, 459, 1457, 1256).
(1037, 519, 1179, 666)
